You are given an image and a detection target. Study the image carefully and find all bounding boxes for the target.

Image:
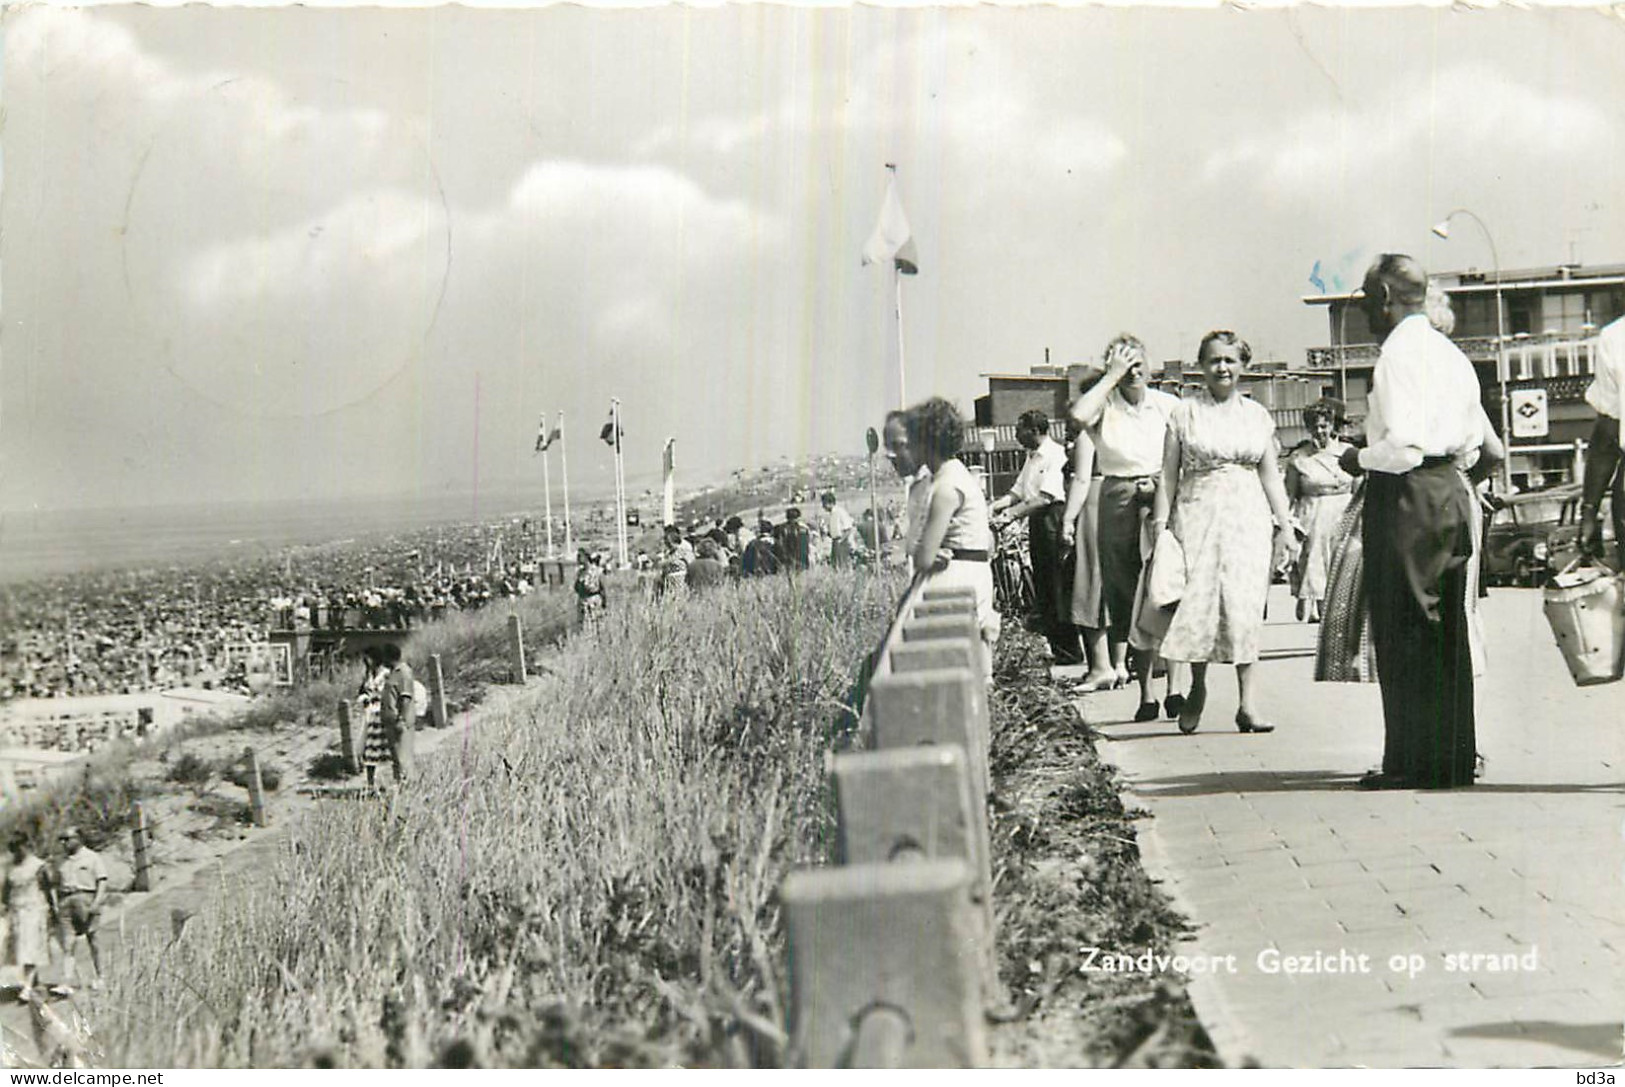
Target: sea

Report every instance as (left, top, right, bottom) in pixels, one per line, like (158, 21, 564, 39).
(0, 485, 620, 584)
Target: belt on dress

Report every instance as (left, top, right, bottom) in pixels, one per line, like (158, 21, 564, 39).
(950, 549, 990, 563)
(1103, 474, 1157, 482)
(1417, 455, 1456, 469)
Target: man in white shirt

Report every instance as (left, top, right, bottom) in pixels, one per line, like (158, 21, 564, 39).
(1070, 336, 1183, 715)
(1580, 314, 1625, 565)
(1338, 255, 1489, 790)
(992, 409, 1083, 665)
(818, 492, 858, 569)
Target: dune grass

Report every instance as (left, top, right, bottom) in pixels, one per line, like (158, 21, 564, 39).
(95, 567, 901, 1067)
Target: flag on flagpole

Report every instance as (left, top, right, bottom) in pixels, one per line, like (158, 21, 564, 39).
(600, 410, 623, 447)
(535, 416, 561, 453)
(862, 173, 919, 276)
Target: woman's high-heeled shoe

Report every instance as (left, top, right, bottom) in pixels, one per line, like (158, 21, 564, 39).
(1178, 685, 1206, 734)
(1236, 710, 1276, 734)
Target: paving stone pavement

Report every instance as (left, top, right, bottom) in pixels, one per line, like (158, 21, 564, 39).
(1073, 585, 1625, 1069)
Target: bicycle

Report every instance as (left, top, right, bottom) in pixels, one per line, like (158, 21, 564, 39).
(991, 519, 1036, 616)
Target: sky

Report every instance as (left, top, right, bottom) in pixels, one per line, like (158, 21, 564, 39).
(2, 3, 1623, 513)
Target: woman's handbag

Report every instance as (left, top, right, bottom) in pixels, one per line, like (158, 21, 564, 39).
(1315, 483, 1377, 683)
(1542, 559, 1625, 686)
(1145, 528, 1186, 609)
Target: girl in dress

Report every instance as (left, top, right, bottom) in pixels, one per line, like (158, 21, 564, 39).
(1152, 331, 1299, 734)
(357, 647, 391, 787)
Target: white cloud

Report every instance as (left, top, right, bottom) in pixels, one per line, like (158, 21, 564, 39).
(629, 23, 1126, 186)
(185, 190, 441, 307)
(1200, 63, 1615, 193)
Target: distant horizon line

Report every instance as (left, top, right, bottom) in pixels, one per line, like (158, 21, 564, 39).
(0, 456, 862, 519)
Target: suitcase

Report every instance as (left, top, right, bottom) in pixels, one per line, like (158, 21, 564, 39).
(1542, 562, 1625, 686)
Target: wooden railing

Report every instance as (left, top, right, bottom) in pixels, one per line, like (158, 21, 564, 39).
(779, 579, 999, 1067)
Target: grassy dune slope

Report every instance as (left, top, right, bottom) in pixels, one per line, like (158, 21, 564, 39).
(98, 569, 899, 1067)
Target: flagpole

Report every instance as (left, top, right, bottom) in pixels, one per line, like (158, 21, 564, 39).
(559, 411, 573, 559)
(895, 266, 907, 409)
(612, 398, 629, 569)
(662, 437, 676, 527)
(542, 444, 556, 560)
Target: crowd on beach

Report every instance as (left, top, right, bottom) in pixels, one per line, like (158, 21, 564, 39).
(0, 518, 576, 701)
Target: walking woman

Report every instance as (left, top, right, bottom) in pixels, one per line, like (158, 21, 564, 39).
(1284, 399, 1356, 622)
(907, 397, 1000, 683)
(4, 835, 51, 993)
(1152, 331, 1299, 734)
(1060, 366, 1117, 689)
(1070, 334, 1187, 720)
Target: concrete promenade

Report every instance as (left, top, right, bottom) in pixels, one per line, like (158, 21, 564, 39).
(1075, 585, 1624, 1068)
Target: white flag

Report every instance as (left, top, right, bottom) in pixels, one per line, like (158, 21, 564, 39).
(662, 437, 676, 527)
(862, 174, 919, 275)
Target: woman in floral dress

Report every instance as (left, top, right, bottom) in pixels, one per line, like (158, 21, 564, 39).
(1285, 400, 1356, 622)
(1151, 331, 1298, 734)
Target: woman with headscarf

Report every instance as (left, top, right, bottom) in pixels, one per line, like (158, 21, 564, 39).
(1284, 399, 1356, 622)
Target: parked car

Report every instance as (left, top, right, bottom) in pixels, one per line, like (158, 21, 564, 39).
(1482, 484, 1579, 588)
(1542, 491, 1616, 579)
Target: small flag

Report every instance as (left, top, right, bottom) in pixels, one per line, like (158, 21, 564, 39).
(600, 411, 623, 447)
(534, 417, 561, 453)
(862, 172, 919, 276)
(1308, 261, 1326, 295)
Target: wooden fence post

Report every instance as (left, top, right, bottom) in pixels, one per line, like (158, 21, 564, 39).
(781, 860, 985, 1067)
(130, 802, 151, 892)
(506, 614, 527, 684)
(338, 699, 358, 773)
(244, 747, 268, 827)
(429, 653, 449, 729)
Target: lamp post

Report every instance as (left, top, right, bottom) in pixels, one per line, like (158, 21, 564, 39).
(1432, 209, 1512, 491)
(979, 428, 998, 502)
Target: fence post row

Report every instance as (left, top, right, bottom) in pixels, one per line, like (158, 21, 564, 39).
(337, 699, 359, 773)
(506, 615, 527, 684)
(780, 581, 996, 1068)
(428, 653, 449, 729)
(244, 746, 268, 828)
(130, 802, 151, 893)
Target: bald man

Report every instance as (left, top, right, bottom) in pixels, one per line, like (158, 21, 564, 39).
(1338, 254, 1491, 790)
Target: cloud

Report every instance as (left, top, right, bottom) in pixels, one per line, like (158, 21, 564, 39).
(1200, 63, 1615, 194)
(630, 22, 1126, 187)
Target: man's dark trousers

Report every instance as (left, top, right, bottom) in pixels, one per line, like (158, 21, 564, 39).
(1363, 462, 1476, 787)
(1028, 504, 1083, 664)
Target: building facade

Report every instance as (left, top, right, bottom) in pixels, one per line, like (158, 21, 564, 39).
(1303, 261, 1625, 489)
(961, 363, 1336, 496)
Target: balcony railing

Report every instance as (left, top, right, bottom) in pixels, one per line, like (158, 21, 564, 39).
(1307, 332, 1602, 384)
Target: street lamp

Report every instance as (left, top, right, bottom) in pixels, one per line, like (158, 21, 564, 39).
(979, 428, 998, 501)
(1432, 209, 1513, 491)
